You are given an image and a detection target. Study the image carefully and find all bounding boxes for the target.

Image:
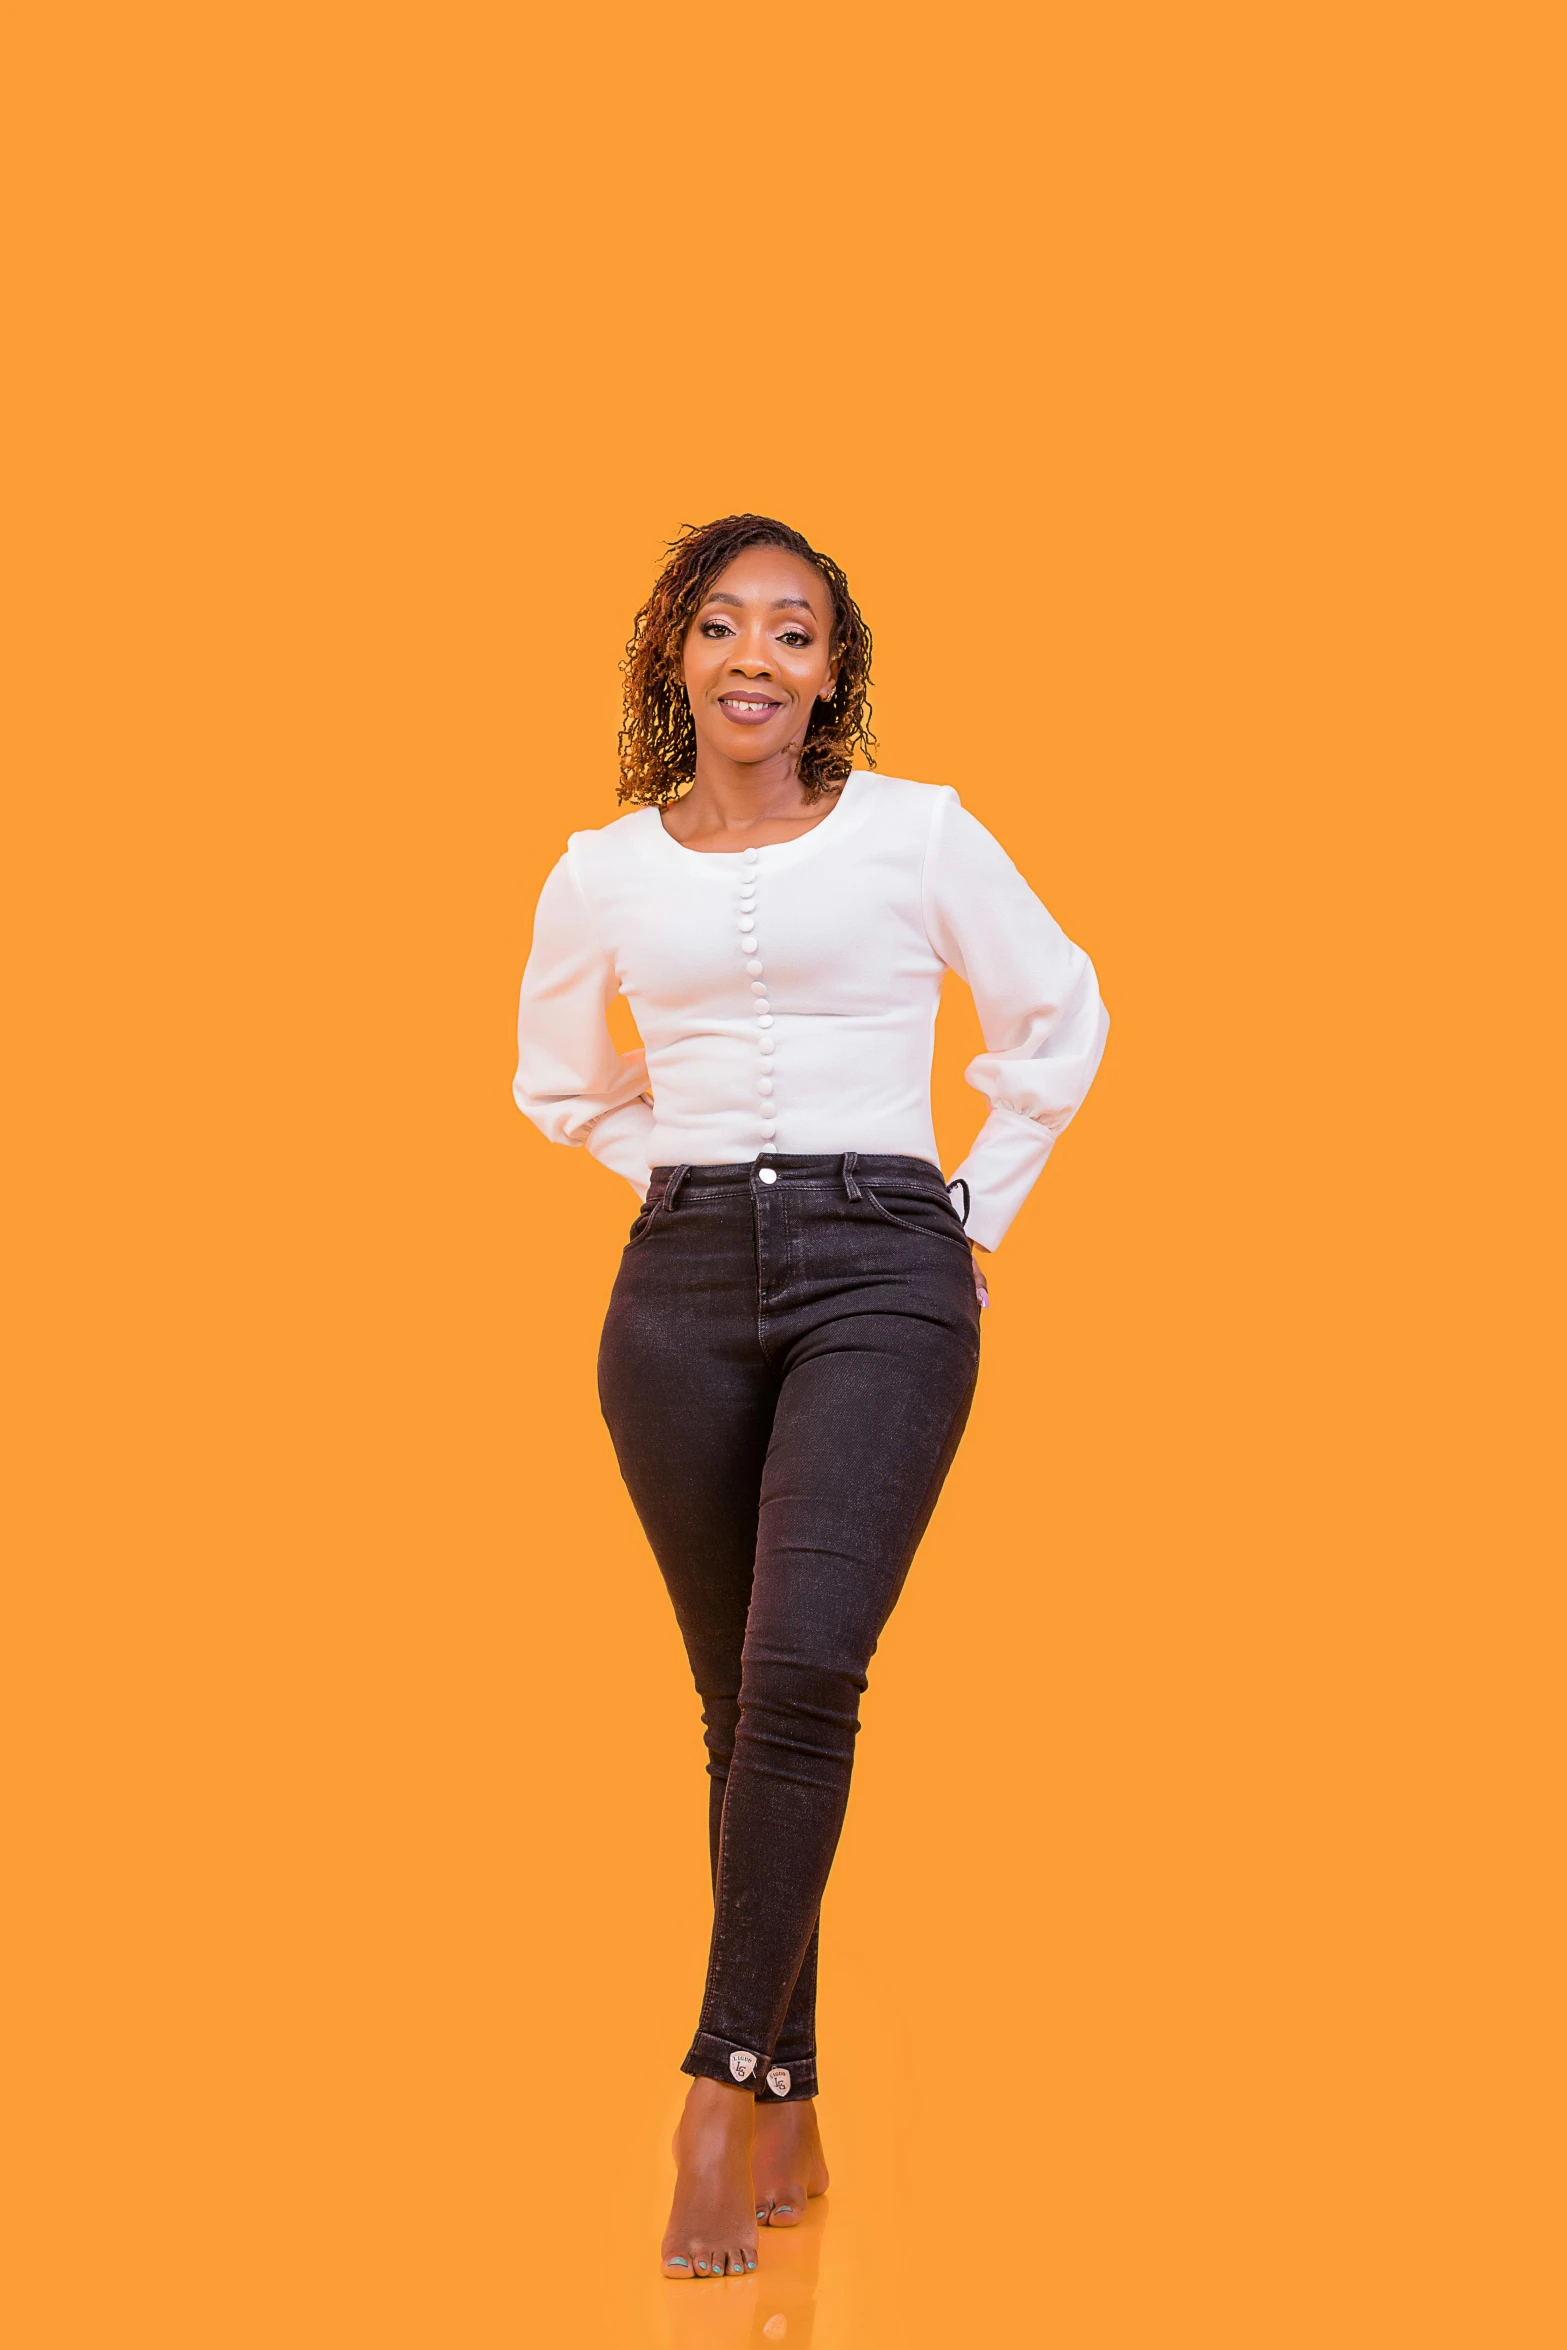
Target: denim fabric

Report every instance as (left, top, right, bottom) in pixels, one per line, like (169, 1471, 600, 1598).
(597, 1153, 981, 2100)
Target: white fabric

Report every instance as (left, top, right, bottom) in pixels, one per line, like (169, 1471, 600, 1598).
(513, 771, 1108, 1251)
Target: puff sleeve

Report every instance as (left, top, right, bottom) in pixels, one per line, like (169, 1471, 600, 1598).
(513, 852, 655, 1195)
(922, 793, 1109, 1251)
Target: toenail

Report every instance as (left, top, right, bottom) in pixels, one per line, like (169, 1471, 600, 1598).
(666, 2257, 688, 2267)
(747, 2257, 757, 2269)
(695, 2260, 708, 2271)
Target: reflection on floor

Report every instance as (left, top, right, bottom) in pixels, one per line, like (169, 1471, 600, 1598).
(655, 2197, 824, 2350)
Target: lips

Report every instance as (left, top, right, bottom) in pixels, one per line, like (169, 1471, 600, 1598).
(717, 695, 784, 726)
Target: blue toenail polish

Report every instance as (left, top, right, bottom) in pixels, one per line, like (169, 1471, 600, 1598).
(695, 2261, 708, 2272)
(667, 2257, 688, 2267)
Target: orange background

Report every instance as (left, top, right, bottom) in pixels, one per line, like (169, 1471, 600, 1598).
(6, 3, 1560, 2344)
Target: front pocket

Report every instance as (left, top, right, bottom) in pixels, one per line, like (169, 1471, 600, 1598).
(624, 1196, 663, 1247)
(861, 1187, 973, 1253)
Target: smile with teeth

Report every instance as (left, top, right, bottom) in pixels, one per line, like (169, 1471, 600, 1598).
(719, 695, 783, 722)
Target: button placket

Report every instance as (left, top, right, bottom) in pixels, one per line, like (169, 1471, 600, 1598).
(737, 849, 776, 1146)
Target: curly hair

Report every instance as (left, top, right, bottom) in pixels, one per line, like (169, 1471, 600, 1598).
(617, 515, 876, 806)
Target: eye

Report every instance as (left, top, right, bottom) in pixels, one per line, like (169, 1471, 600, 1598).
(778, 629, 811, 647)
(699, 619, 735, 638)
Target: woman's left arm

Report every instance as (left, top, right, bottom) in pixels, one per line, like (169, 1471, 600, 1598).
(922, 793, 1109, 1255)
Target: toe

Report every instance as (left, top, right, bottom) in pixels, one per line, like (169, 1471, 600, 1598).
(769, 2200, 800, 2227)
(662, 2252, 693, 2280)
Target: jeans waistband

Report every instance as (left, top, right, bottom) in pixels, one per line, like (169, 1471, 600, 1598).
(647, 1154, 969, 1226)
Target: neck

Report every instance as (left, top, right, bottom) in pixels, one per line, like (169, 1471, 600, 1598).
(678, 747, 818, 837)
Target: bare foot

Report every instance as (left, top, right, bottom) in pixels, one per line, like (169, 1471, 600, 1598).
(752, 2097, 830, 2227)
(662, 2078, 759, 2280)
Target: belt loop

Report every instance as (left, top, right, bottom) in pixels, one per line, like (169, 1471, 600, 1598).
(664, 1162, 692, 1212)
(947, 1176, 971, 1228)
(842, 1151, 861, 1201)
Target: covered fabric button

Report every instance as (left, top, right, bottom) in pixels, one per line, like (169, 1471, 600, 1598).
(746, 959, 764, 976)
(742, 848, 758, 863)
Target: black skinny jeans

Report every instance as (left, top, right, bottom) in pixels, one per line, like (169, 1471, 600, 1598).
(598, 1153, 981, 2102)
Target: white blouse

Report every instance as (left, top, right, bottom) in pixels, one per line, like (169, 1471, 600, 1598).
(513, 771, 1108, 1252)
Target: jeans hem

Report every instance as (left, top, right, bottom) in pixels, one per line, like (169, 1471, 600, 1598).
(682, 2031, 815, 2100)
(755, 2065, 817, 2102)
(682, 2031, 769, 2091)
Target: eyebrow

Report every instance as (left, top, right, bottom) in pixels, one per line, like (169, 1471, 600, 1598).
(706, 592, 819, 613)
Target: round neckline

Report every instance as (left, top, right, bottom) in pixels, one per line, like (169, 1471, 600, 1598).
(646, 769, 874, 869)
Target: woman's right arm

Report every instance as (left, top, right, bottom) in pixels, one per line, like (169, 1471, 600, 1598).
(513, 853, 655, 1195)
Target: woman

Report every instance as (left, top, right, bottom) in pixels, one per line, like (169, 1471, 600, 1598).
(514, 515, 1108, 2279)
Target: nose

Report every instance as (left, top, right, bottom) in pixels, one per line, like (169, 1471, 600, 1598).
(729, 620, 774, 677)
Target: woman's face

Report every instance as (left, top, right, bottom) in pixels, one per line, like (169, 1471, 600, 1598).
(682, 546, 839, 772)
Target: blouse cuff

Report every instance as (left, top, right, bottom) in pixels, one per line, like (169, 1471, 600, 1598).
(584, 1097, 656, 1196)
(948, 1107, 1059, 1252)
